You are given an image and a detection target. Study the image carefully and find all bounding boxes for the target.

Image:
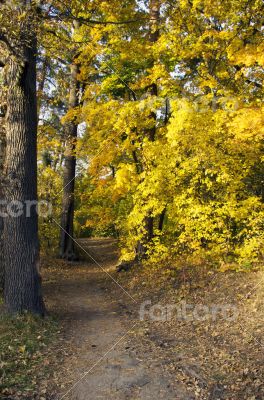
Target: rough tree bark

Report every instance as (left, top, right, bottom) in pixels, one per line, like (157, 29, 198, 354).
(0, 47, 7, 292)
(0, 114, 5, 291)
(2, 5, 45, 314)
(59, 29, 80, 261)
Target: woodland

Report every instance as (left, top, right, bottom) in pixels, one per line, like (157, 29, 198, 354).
(0, 0, 263, 398)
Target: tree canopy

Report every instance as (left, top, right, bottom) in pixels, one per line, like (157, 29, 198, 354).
(37, 0, 263, 267)
(37, 0, 264, 265)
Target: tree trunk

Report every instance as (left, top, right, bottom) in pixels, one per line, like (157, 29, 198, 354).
(149, 0, 160, 44)
(135, 0, 160, 261)
(37, 55, 49, 116)
(3, 28, 45, 314)
(59, 53, 79, 261)
(0, 42, 7, 292)
(0, 116, 5, 292)
(158, 208, 166, 231)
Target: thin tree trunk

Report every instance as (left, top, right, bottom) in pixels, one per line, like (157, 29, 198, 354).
(59, 41, 80, 261)
(158, 208, 166, 231)
(37, 55, 49, 116)
(136, 0, 160, 260)
(3, 23, 45, 314)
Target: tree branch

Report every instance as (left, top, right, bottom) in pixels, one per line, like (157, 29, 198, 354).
(43, 7, 146, 26)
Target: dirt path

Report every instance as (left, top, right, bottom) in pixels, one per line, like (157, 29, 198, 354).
(44, 239, 188, 400)
(43, 239, 264, 400)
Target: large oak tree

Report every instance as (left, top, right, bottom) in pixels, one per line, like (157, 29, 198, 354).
(0, 1, 45, 314)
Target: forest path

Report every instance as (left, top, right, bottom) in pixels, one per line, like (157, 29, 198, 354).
(44, 238, 188, 400)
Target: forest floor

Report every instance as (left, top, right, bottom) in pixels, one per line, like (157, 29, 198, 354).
(43, 238, 184, 400)
(2, 238, 264, 399)
(42, 238, 264, 400)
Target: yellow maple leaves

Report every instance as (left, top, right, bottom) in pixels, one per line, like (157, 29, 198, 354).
(38, 0, 264, 267)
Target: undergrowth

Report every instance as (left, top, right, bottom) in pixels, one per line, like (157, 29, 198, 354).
(0, 310, 59, 398)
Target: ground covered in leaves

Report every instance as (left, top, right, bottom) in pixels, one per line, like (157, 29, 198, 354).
(0, 311, 60, 399)
(1, 239, 264, 399)
(115, 259, 264, 399)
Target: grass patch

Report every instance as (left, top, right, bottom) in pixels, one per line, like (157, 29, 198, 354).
(0, 311, 59, 398)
